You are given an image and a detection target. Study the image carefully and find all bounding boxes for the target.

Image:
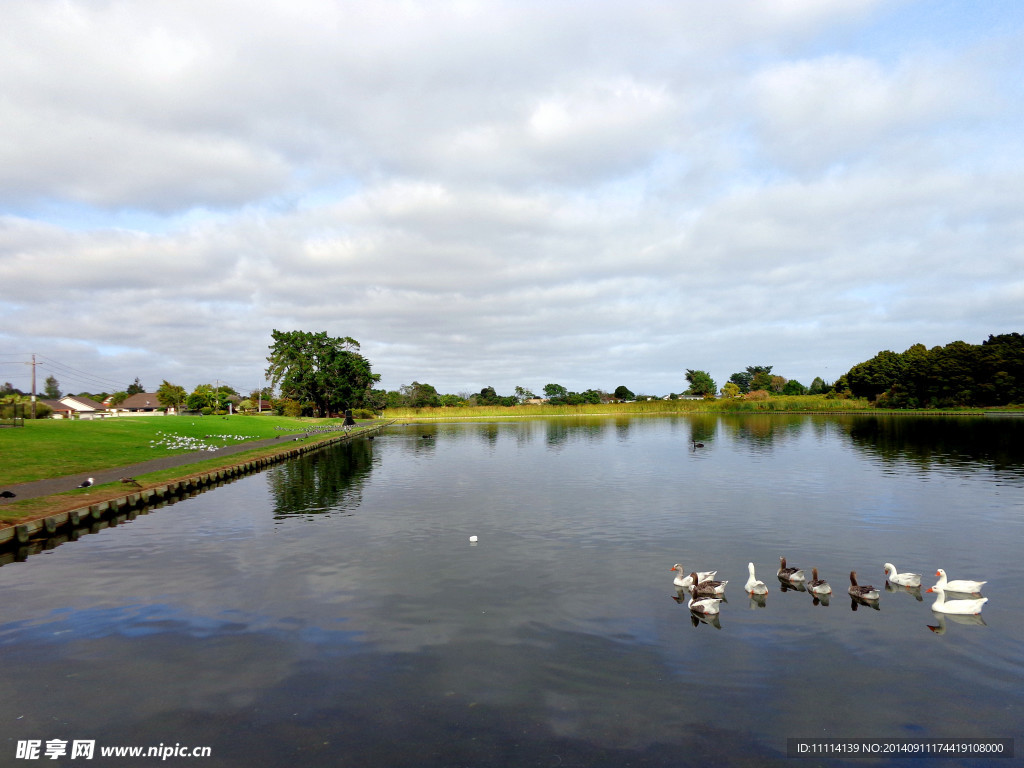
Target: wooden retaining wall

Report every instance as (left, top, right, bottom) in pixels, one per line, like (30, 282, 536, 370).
(0, 422, 392, 564)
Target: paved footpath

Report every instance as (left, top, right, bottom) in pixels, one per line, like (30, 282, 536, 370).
(0, 434, 323, 503)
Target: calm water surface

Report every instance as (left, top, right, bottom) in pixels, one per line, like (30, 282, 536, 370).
(2, 415, 1023, 767)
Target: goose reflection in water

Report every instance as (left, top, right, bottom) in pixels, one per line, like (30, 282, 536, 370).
(691, 612, 722, 630)
(927, 612, 988, 634)
(850, 596, 881, 611)
(778, 580, 807, 594)
(811, 592, 831, 607)
(747, 593, 768, 609)
(885, 581, 924, 601)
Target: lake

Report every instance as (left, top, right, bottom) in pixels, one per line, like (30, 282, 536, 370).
(2, 414, 1022, 767)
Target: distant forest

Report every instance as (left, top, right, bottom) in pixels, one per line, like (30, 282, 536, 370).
(845, 333, 1024, 408)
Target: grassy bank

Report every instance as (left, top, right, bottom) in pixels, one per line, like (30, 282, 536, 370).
(385, 395, 874, 420)
(0, 413, 351, 486)
(0, 416, 383, 524)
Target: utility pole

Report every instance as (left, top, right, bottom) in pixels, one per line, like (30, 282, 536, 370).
(30, 353, 36, 419)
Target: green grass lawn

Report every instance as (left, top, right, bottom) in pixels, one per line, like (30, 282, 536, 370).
(0, 414, 347, 486)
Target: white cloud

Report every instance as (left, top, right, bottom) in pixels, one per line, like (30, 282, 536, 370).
(748, 51, 993, 174)
(0, 0, 1021, 397)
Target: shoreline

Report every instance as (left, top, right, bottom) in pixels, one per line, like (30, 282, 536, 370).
(0, 422, 392, 546)
(389, 408, 1010, 420)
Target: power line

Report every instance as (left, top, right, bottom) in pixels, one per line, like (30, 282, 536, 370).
(1, 353, 131, 393)
(35, 354, 127, 390)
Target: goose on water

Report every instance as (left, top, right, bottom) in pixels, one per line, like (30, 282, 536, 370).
(926, 585, 988, 615)
(777, 556, 805, 582)
(671, 564, 717, 588)
(808, 568, 832, 595)
(688, 593, 721, 616)
(688, 572, 727, 597)
(883, 563, 921, 588)
(744, 562, 768, 595)
(933, 569, 986, 595)
(848, 571, 880, 601)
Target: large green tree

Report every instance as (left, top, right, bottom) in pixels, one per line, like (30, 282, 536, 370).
(186, 384, 219, 412)
(728, 371, 752, 393)
(747, 365, 774, 392)
(543, 383, 568, 402)
(156, 380, 187, 411)
(846, 349, 909, 400)
(613, 385, 634, 401)
(684, 369, 717, 397)
(514, 386, 537, 403)
(266, 330, 379, 416)
(43, 375, 61, 399)
(401, 381, 441, 408)
(782, 379, 807, 395)
(477, 386, 517, 406)
(847, 334, 1024, 407)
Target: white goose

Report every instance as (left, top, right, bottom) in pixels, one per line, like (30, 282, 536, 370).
(671, 564, 717, 589)
(883, 563, 921, 588)
(688, 593, 721, 616)
(933, 569, 986, 595)
(926, 586, 988, 615)
(744, 562, 768, 595)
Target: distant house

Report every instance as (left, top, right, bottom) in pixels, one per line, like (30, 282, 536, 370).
(109, 392, 172, 416)
(53, 395, 109, 419)
(38, 399, 71, 418)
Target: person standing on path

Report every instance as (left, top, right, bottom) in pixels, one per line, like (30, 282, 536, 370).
(343, 407, 355, 433)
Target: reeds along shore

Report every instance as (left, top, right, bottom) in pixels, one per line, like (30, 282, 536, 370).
(386, 396, 875, 419)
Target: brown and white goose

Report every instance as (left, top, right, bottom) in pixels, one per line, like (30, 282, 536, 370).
(687, 592, 722, 616)
(808, 568, 832, 595)
(777, 556, 805, 582)
(688, 572, 728, 597)
(849, 571, 880, 600)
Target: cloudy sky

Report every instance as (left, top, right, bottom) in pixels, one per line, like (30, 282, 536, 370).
(1, 0, 1022, 399)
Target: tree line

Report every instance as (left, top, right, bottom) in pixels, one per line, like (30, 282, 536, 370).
(379, 367, 840, 409)
(844, 333, 1024, 408)
(14, 329, 1017, 419)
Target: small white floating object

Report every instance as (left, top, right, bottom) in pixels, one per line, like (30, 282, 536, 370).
(469, 535, 478, 543)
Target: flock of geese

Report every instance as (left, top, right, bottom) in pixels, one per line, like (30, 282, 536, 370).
(671, 557, 989, 627)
